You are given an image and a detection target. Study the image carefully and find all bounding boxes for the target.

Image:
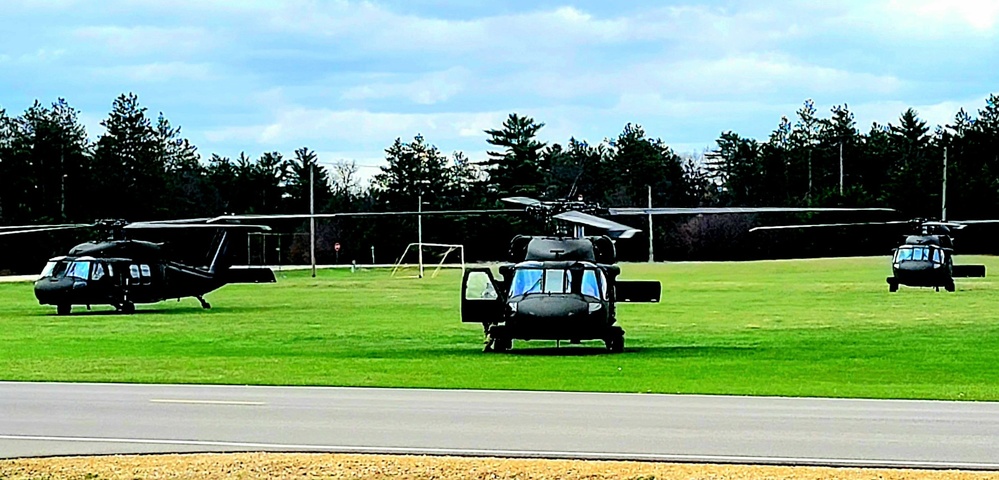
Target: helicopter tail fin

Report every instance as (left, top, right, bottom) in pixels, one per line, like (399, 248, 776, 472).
(207, 230, 231, 275)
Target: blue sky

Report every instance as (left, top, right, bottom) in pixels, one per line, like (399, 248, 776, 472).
(2, 0, 997, 180)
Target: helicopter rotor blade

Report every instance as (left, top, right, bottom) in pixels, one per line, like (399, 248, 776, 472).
(944, 219, 999, 224)
(133, 217, 215, 225)
(0, 224, 95, 236)
(501, 197, 544, 207)
(124, 222, 273, 231)
(0, 223, 93, 231)
(207, 209, 521, 223)
(553, 210, 640, 239)
(749, 220, 910, 232)
(609, 207, 895, 215)
(925, 219, 999, 229)
(922, 221, 967, 230)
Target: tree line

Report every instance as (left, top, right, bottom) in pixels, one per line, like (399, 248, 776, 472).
(2, 93, 999, 273)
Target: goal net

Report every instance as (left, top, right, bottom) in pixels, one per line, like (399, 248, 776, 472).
(390, 243, 465, 278)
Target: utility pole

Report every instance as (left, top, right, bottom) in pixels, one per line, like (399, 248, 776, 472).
(60, 148, 66, 222)
(839, 141, 844, 196)
(942, 147, 948, 222)
(647, 185, 654, 263)
(416, 177, 430, 278)
(310, 162, 316, 278)
(807, 149, 813, 199)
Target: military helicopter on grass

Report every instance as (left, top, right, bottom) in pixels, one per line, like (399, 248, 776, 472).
(1, 219, 275, 314)
(751, 217, 994, 292)
(461, 196, 893, 353)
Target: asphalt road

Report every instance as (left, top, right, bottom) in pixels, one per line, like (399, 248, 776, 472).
(2, 382, 999, 469)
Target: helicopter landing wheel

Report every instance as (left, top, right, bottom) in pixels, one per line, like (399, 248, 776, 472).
(605, 335, 625, 353)
(888, 281, 899, 293)
(120, 301, 135, 315)
(487, 336, 511, 353)
(56, 304, 71, 316)
(945, 282, 955, 292)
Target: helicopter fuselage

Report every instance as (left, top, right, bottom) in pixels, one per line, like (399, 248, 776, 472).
(461, 236, 660, 352)
(495, 260, 618, 340)
(33, 237, 274, 314)
(887, 234, 984, 292)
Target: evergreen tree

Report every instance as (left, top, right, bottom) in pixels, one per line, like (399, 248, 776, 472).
(482, 114, 547, 198)
(3, 99, 90, 223)
(91, 93, 167, 220)
(284, 147, 332, 213)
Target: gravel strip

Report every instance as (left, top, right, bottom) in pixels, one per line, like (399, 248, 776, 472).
(2, 453, 998, 479)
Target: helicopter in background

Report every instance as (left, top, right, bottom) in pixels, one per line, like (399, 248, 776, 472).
(1, 219, 275, 314)
(462, 196, 893, 353)
(751, 218, 995, 292)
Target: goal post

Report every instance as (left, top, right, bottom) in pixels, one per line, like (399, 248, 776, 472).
(390, 243, 465, 278)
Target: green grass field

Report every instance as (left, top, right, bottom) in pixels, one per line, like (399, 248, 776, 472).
(2, 256, 999, 401)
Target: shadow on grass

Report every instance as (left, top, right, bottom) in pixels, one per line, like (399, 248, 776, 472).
(493, 344, 761, 357)
(626, 344, 761, 358)
(376, 343, 764, 359)
(35, 304, 284, 317)
(504, 346, 612, 356)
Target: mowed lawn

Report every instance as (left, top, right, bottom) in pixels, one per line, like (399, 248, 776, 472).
(2, 256, 998, 400)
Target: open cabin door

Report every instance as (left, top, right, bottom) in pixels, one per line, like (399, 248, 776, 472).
(615, 280, 661, 303)
(461, 268, 504, 323)
(953, 265, 986, 278)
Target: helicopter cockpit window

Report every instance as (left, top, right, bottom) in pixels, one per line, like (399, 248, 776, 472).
(894, 246, 941, 264)
(510, 267, 605, 298)
(91, 263, 105, 281)
(544, 269, 567, 293)
(63, 261, 91, 280)
(511, 269, 544, 296)
(577, 270, 603, 299)
(40, 261, 59, 278)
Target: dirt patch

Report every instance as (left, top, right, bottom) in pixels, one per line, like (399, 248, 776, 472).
(2, 453, 997, 479)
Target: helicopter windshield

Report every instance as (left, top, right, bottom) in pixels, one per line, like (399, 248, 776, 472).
(509, 267, 605, 298)
(894, 246, 944, 264)
(40, 260, 60, 278)
(41, 259, 93, 279)
(64, 260, 92, 280)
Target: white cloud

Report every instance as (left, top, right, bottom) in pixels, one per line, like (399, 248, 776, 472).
(488, 53, 903, 104)
(93, 62, 217, 82)
(254, 2, 691, 60)
(205, 107, 509, 147)
(72, 25, 215, 56)
(12, 49, 66, 64)
(894, 0, 999, 31)
(340, 67, 471, 105)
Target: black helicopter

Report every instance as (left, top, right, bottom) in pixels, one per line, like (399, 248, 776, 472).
(750, 218, 992, 292)
(461, 198, 657, 353)
(1, 219, 275, 314)
(461, 197, 893, 353)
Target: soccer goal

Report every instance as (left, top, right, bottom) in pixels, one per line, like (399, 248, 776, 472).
(390, 243, 465, 278)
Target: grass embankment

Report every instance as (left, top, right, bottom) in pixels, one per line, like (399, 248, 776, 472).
(1, 257, 998, 400)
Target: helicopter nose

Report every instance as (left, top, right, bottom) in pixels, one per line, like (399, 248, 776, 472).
(896, 261, 931, 272)
(516, 296, 589, 319)
(33, 277, 75, 305)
